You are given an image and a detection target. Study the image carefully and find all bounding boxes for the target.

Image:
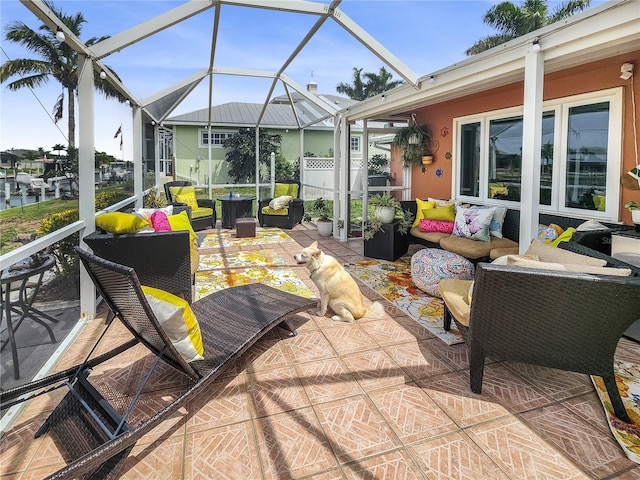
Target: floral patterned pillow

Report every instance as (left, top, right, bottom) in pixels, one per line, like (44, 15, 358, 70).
(419, 219, 454, 234)
(452, 207, 496, 242)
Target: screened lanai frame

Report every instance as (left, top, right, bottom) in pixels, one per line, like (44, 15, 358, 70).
(11, 0, 424, 315)
(4, 0, 639, 322)
(20, 0, 423, 207)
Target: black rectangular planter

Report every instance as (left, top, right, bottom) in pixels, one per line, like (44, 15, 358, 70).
(364, 220, 410, 261)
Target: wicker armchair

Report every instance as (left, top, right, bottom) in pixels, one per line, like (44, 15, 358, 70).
(258, 180, 304, 229)
(164, 181, 216, 231)
(438, 262, 640, 422)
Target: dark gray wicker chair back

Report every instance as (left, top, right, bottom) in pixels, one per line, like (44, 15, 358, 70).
(466, 262, 640, 421)
(84, 229, 193, 303)
(77, 247, 199, 378)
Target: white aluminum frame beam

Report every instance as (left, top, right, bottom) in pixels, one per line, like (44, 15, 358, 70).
(90, 1, 218, 59)
(330, 6, 418, 87)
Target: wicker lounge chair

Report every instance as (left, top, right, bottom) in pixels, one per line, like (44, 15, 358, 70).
(0, 248, 316, 479)
(438, 262, 640, 422)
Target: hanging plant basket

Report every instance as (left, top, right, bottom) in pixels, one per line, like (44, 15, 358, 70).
(421, 155, 434, 165)
(392, 114, 433, 167)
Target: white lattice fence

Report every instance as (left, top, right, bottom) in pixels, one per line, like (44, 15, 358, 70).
(302, 157, 370, 200)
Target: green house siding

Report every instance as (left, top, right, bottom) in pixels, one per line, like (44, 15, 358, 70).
(173, 125, 233, 184)
(173, 125, 337, 184)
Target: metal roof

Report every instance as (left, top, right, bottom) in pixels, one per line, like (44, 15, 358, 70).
(166, 101, 336, 128)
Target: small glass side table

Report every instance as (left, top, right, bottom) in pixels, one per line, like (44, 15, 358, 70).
(1, 253, 57, 379)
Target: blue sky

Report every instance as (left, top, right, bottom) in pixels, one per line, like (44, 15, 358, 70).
(0, 0, 604, 158)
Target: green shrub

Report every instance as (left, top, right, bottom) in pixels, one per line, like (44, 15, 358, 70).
(143, 187, 167, 208)
(95, 191, 129, 211)
(38, 209, 80, 291)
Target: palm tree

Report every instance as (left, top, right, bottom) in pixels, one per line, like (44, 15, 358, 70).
(465, 0, 591, 56)
(336, 66, 404, 101)
(0, 0, 125, 149)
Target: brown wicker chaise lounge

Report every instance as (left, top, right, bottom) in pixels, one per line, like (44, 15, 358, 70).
(439, 262, 640, 422)
(0, 248, 316, 479)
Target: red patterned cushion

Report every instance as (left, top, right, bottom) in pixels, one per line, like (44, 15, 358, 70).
(419, 219, 454, 234)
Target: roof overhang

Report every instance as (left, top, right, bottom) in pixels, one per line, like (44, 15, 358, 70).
(345, 0, 640, 122)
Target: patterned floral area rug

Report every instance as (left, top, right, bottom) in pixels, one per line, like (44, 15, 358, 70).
(195, 250, 314, 301)
(344, 258, 464, 345)
(592, 361, 640, 464)
(201, 227, 294, 249)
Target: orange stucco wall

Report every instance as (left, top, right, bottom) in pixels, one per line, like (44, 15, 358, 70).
(398, 50, 640, 225)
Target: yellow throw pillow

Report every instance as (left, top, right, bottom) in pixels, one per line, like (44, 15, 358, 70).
(423, 203, 456, 222)
(141, 286, 204, 362)
(175, 192, 199, 211)
(96, 212, 149, 234)
(550, 227, 576, 247)
(274, 183, 299, 198)
(168, 210, 196, 242)
(168, 210, 199, 274)
(412, 199, 436, 227)
(169, 185, 196, 197)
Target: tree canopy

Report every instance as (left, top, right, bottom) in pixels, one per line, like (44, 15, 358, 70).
(0, 0, 126, 149)
(336, 66, 404, 101)
(222, 128, 283, 183)
(465, 0, 591, 56)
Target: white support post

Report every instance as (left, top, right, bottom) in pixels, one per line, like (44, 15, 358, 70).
(255, 127, 260, 199)
(519, 44, 545, 253)
(299, 128, 305, 198)
(77, 54, 96, 319)
(338, 114, 350, 241)
(207, 126, 212, 199)
(153, 124, 160, 190)
(270, 152, 276, 197)
(132, 106, 143, 207)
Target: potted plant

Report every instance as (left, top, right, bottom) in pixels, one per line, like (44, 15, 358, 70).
(392, 115, 433, 167)
(311, 197, 333, 237)
(364, 193, 413, 240)
(625, 200, 640, 225)
(368, 192, 399, 224)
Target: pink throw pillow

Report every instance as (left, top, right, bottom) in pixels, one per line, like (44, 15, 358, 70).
(419, 218, 454, 234)
(151, 211, 172, 232)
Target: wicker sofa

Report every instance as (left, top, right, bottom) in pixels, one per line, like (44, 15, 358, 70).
(83, 229, 194, 303)
(401, 200, 633, 262)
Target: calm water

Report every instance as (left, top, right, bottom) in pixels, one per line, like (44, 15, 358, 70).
(0, 177, 60, 210)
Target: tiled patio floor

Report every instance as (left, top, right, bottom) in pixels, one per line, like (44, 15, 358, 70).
(1, 223, 639, 479)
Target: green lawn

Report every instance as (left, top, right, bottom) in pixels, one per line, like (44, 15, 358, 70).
(0, 184, 368, 255)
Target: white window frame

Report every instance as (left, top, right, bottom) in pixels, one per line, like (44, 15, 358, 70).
(350, 135, 361, 153)
(199, 129, 234, 148)
(452, 88, 622, 221)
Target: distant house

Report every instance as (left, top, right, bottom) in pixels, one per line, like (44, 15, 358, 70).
(161, 82, 390, 184)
